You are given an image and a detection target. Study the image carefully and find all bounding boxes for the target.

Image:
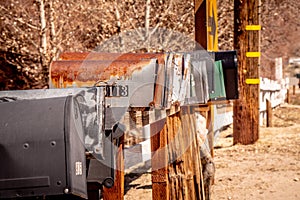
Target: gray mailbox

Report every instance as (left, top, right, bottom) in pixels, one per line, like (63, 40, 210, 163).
(0, 96, 87, 199)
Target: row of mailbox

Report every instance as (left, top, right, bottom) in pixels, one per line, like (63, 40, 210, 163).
(50, 50, 238, 109)
(0, 50, 238, 199)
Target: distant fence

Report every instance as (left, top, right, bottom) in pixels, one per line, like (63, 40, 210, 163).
(259, 77, 288, 125)
(213, 77, 289, 140)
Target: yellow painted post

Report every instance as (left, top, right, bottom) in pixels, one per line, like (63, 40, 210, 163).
(194, 1, 219, 198)
(206, 0, 218, 51)
(206, 0, 218, 157)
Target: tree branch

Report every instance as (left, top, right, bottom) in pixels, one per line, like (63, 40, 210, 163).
(37, 0, 47, 56)
(150, 0, 174, 36)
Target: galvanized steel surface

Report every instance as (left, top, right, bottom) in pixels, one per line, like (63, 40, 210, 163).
(50, 51, 213, 109)
(0, 87, 107, 158)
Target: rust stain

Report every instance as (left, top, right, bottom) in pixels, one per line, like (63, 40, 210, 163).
(58, 52, 166, 65)
(59, 52, 121, 61)
(51, 52, 169, 88)
(50, 59, 156, 88)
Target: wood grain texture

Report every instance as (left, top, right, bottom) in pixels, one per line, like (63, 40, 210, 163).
(151, 106, 207, 199)
(233, 0, 260, 145)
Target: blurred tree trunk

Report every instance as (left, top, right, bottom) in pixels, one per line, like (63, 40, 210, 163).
(37, 0, 49, 86)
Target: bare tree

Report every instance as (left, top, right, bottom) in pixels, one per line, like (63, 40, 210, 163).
(0, 0, 43, 89)
(0, 0, 195, 89)
(97, 0, 195, 52)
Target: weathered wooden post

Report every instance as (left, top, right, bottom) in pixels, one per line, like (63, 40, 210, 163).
(287, 89, 290, 103)
(233, 0, 261, 144)
(266, 99, 273, 127)
(151, 106, 206, 200)
(293, 85, 296, 95)
(151, 118, 169, 200)
(195, 0, 218, 157)
(194, 1, 218, 199)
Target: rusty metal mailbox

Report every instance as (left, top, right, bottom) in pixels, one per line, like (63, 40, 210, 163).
(50, 57, 162, 109)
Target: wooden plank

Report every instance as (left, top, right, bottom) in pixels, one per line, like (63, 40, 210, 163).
(102, 135, 124, 200)
(175, 110, 189, 200)
(151, 118, 169, 200)
(168, 107, 206, 199)
(152, 184, 168, 199)
(194, 105, 210, 112)
(167, 113, 180, 199)
(208, 100, 231, 105)
(180, 107, 196, 200)
(151, 107, 209, 199)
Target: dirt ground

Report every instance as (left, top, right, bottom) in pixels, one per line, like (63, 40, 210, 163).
(212, 106, 300, 200)
(124, 92, 300, 200)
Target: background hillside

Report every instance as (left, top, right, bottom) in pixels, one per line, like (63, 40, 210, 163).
(218, 0, 300, 79)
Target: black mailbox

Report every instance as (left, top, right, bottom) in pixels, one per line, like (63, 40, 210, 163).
(214, 50, 239, 100)
(0, 96, 87, 199)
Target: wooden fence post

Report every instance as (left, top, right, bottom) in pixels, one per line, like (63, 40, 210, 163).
(293, 85, 296, 95)
(266, 99, 273, 127)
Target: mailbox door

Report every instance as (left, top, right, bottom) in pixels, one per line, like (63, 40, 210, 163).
(0, 97, 87, 199)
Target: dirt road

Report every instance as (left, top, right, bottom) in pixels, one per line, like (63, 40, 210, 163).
(212, 104, 300, 200)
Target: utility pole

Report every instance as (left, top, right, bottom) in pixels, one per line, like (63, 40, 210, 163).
(233, 0, 261, 145)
